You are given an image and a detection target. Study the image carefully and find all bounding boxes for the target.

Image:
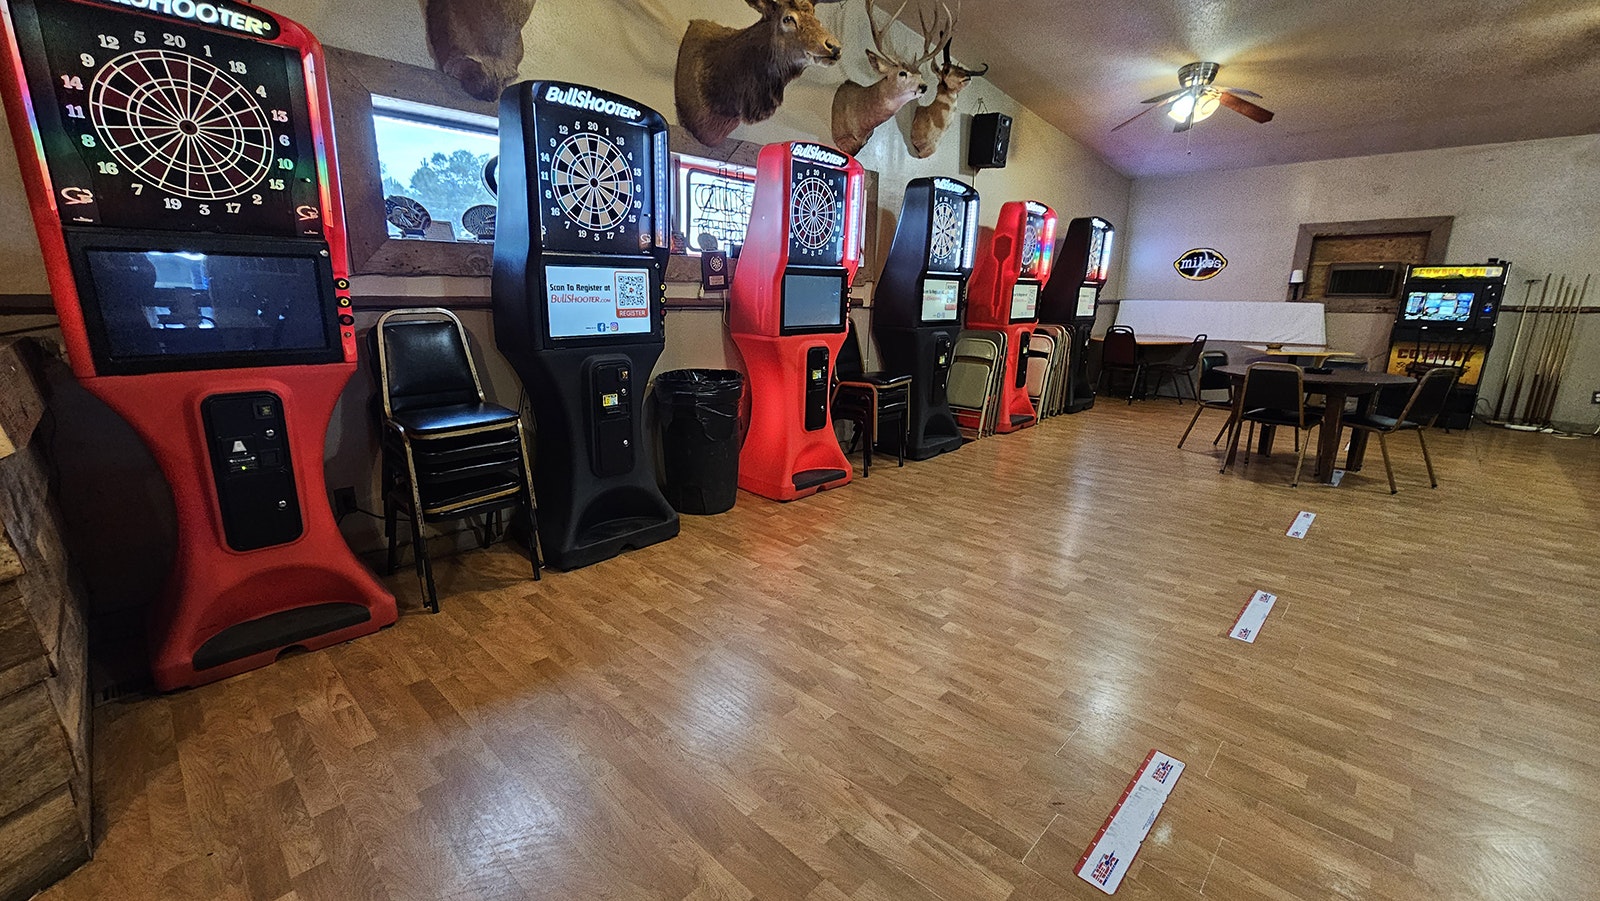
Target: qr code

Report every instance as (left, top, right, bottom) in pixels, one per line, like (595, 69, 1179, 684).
(615, 271, 649, 310)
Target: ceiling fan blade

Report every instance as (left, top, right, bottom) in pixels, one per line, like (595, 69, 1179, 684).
(1217, 91, 1274, 123)
(1215, 86, 1263, 99)
(1139, 87, 1188, 105)
(1112, 102, 1168, 132)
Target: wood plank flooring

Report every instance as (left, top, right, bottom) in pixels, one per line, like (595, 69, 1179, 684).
(42, 401, 1600, 900)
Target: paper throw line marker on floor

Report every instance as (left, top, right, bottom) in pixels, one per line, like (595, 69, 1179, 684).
(1075, 750, 1186, 895)
(1230, 590, 1278, 643)
(1329, 469, 1345, 487)
(1286, 511, 1316, 539)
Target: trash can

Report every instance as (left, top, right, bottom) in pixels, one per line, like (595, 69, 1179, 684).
(655, 369, 744, 515)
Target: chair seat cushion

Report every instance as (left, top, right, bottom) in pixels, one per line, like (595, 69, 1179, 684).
(844, 372, 912, 387)
(1343, 412, 1417, 431)
(1243, 407, 1310, 428)
(391, 402, 520, 436)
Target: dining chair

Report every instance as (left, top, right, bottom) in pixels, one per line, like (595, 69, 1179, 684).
(1177, 350, 1233, 448)
(948, 336, 1000, 439)
(1099, 325, 1143, 403)
(1221, 362, 1319, 487)
(1341, 367, 1459, 494)
(1145, 333, 1206, 404)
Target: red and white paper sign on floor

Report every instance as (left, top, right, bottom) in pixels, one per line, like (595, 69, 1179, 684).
(1286, 511, 1316, 539)
(1230, 590, 1278, 643)
(1075, 750, 1186, 895)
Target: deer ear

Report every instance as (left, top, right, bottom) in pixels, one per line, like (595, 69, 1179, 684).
(865, 50, 892, 74)
(745, 0, 780, 14)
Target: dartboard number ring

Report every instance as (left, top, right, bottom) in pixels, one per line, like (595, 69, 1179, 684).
(548, 128, 636, 235)
(89, 49, 275, 200)
(931, 199, 962, 263)
(790, 174, 838, 251)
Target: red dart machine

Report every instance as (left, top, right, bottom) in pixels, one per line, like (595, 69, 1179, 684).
(0, 0, 395, 689)
(966, 200, 1057, 433)
(729, 141, 865, 501)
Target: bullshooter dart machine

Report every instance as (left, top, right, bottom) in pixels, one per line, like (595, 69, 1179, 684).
(729, 141, 866, 501)
(966, 200, 1058, 433)
(0, 0, 396, 689)
(872, 176, 979, 459)
(1038, 216, 1113, 414)
(492, 81, 678, 569)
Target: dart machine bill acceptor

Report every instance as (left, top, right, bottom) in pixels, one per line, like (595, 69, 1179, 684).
(872, 176, 979, 460)
(966, 200, 1058, 433)
(0, 0, 396, 689)
(729, 141, 866, 501)
(492, 81, 678, 569)
(1038, 216, 1113, 414)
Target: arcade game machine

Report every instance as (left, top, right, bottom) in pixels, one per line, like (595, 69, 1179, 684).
(965, 200, 1058, 433)
(492, 81, 678, 569)
(0, 0, 396, 689)
(1038, 216, 1114, 414)
(1385, 261, 1507, 429)
(729, 141, 866, 501)
(871, 176, 980, 460)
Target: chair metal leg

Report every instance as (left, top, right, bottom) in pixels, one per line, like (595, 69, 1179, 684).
(1222, 413, 1246, 473)
(1178, 402, 1206, 448)
(1416, 428, 1438, 488)
(407, 503, 438, 612)
(384, 496, 400, 575)
(1378, 432, 1397, 494)
(1213, 414, 1234, 446)
(1244, 421, 1256, 462)
(521, 493, 541, 581)
(1292, 426, 1311, 487)
(862, 413, 874, 477)
(897, 409, 907, 467)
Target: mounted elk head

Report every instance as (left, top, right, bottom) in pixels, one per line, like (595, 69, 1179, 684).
(830, 0, 949, 156)
(676, 0, 847, 148)
(422, 0, 539, 101)
(909, 35, 986, 158)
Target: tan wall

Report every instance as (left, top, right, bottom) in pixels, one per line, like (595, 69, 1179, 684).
(1121, 134, 1600, 430)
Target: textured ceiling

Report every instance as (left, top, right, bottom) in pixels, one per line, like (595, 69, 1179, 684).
(937, 0, 1600, 177)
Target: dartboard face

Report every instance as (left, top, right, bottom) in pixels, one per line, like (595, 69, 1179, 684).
(533, 103, 652, 254)
(787, 161, 847, 267)
(1019, 209, 1046, 279)
(16, 0, 322, 235)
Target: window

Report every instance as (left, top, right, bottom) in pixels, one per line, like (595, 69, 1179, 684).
(371, 96, 499, 243)
(675, 154, 756, 255)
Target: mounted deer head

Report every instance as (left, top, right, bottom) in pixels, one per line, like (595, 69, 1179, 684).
(909, 32, 986, 158)
(830, 0, 948, 156)
(676, 0, 847, 148)
(422, 0, 539, 101)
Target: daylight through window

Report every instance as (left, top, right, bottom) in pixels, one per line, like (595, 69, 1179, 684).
(371, 96, 499, 243)
(675, 155, 756, 255)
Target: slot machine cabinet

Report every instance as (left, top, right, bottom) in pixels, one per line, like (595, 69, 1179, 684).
(492, 81, 678, 569)
(1038, 216, 1113, 414)
(965, 200, 1057, 434)
(872, 176, 979, 460)
(0, 0, 396, 689)
(1385, 262, 1508, 430)
(729, 142, 865, 501)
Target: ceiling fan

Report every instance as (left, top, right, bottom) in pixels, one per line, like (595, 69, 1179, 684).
(1113, 62, 1274, 133)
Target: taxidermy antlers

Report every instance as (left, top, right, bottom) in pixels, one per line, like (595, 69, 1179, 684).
(909, 32, 986, 158)
(422, 0, 538, 101)
(676, 0, 847, 148)
(830, 0, 949, 156)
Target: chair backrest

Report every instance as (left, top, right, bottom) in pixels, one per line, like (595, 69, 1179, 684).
(374, 308, 484, 417)
(1103, 326, 1139, 365)
(954, 335, 1000, 363)
(1197, 350, 1231, 391)
(1240, 362, 1306, 425)
(837, 317, 867, 379)
(1178, 334, 1207, 368)
(1396, 367, 1460, 427)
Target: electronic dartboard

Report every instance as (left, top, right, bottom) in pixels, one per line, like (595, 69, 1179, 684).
(787, 159, 847, 267)
(1019, 205, 1048, 280)
(0, 0, 394, 691)
(531, 87, 658, 255)
(927, 180, 975, 274)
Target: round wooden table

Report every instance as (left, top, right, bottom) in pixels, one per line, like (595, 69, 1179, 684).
(1090, 333, 1195, 347)
(1216, 365, 1416, 483)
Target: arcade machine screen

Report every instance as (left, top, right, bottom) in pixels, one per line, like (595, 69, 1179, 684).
(1010, 281, 1039, 322)
(1403, 291, 1475, 322)
(921, 277, 961, 322)
(543, 264, 654, 338)
(1074, 286, 1098, 319)
(782, 271, 846, 331)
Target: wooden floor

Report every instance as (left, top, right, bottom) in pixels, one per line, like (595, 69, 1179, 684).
(44, 402, 1600, 901)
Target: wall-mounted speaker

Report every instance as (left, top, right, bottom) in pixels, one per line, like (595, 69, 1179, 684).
(968, 112, 1012, 170)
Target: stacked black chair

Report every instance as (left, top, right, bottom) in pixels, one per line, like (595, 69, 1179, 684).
(832, 318, 912, 476)
(370, 308, 540, 612)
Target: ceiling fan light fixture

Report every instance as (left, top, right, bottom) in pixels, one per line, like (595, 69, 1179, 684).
(1167, 90, 1220, 124)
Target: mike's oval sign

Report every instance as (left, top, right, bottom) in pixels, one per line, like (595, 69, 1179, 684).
(1174, 248, 1228, 281)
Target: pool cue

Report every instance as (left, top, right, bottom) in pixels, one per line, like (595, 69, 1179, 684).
(1537, 274, 1589, 426)
(1506, 274, 1550, 421)
(1492, 279, 1540, 420)
(1527, 278, 1573, 424)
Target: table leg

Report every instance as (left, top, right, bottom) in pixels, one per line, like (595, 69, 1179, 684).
(1346, 392, 1375, 472)
(1223, 377, 1247, 470)
(1258, 425, 1276, 456)
(1316, 389, 1346, 483)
